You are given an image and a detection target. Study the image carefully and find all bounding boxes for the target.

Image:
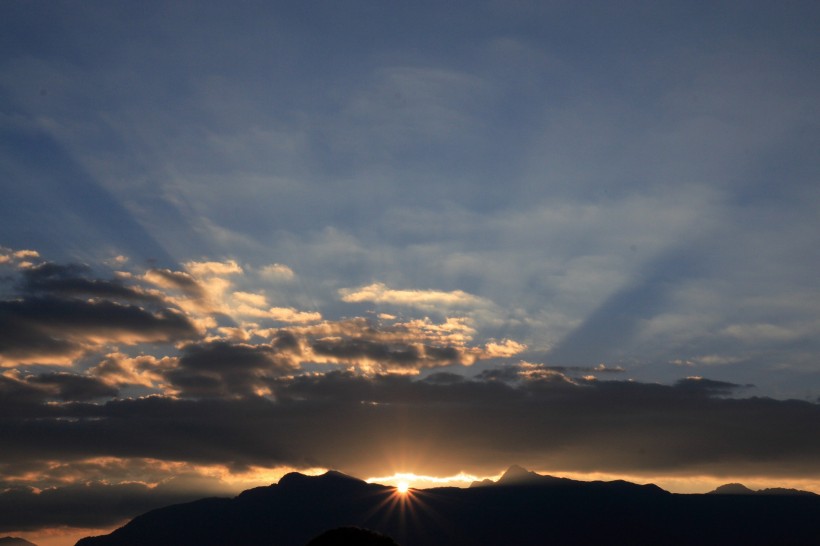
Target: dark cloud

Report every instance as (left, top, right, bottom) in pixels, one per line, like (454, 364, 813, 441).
(0, 258, 200, 369)
(311, 338, 422, 367)
(0, 372, 117, 405)
(143, 268, 205, 298)
(0, 481, 217, 532)
(421, 372, 467, 385)
(26, 372, 119, 401)
(272, 330, 300, 352)
(0, 297, 197, 364)
(0, 375, 49, 407)
(476, 362, 596, 383)
(21, 263, 157, 303)
(309, 337, 474, 371)
(165, 341, 298, 398)
(1, 371, 818, 487)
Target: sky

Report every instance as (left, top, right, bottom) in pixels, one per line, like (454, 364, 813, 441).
(1, 1, 819, 543)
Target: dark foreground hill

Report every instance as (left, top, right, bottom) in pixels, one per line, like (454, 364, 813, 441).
(76, 467, 820, 546)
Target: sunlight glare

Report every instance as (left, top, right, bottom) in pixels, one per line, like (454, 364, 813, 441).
(396, 480, 410, 494)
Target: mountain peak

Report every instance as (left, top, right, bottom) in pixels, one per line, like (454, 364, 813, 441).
(709, 483, 754, 495)
(470, 465, 553, 487)
(498, 464, 541, 484)
(322, 470, 363, 481)
(277, 470, 365, 489)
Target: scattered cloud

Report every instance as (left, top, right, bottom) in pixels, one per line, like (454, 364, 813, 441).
(164, 340, 299, 398)
(185, 260, 243, 278)
(89, 352, 176, 388)
(264, 307, 322, 323)
(259, 263, 295, 282)
(143, 269, 204, 298)
(0, 297, 197, 366)
(339, 282, 491, 310)
(232, 291, 268, 308)
(0, 247, 41, 268)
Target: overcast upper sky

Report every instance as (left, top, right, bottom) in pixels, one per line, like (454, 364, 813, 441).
(1, 1, 819, 543)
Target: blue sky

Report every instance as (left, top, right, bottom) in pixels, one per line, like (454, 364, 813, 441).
(1, 1, 819, 542)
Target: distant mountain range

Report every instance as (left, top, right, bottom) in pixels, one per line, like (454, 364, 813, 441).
(707, 482, 817, 496)
(0, 538, 38, 546)
(76, 466, 820, 546)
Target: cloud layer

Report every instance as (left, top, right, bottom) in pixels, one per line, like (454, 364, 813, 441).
(0, 251, 819, 532)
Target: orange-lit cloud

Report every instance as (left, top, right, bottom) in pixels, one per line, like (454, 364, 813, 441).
(259, 263, 295, 281)
(0, 247, 41, 269)
(339, 282, 490, 310)
(233, 291, 268, 308)
(90, 352, 177, 388)
(184, 259, 243, 278)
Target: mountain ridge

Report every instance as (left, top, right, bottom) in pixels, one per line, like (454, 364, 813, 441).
(0, 538, 39, 546)
(708, 482, 817, 496)
(76, 467, 820, 546)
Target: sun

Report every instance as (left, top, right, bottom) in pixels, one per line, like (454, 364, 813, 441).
(396, 480, 410, 494)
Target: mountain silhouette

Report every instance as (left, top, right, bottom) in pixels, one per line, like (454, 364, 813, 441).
(305, 526, 399, 546)
(76, 467, 820, 546)
(0, 538, 39, 546)
(709, 483, 817, 496)
(470, 464, 582, 489)
(709, 483, 756, 495)
(497, 464, 542, 484)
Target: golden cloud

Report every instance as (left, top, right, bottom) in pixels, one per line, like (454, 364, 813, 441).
(339, 282, 490, 309)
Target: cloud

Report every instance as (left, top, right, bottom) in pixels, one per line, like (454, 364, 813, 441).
(89, 352, 176, 388)
(0, 259, 199, 366)
(0, 361, 818, 533)
(481, 339, 527, 358)
(184, 260, 243, 278)
(232, 291, 268, 308)
(265, 307, 322, 323)
(1, 252, 818, 533)
(143, 269, 205, 298)
(233, 303, 322, 323)
(139, 260, 244, 319)
(257, 316, 525, 373)
(0, 480, 223, 532)
(0, 247, 40, 268)
(1, 369, 818, 488)
(0, 297, 197, 366)
(339, 282, 490, 310)
(163, 340, 300, 398)
(259, 263, 295, 281)
(0, 456, 319, 533)
(477, 361, 627, 383)
(23, 263, 160, 303)
(23, 372, 119, 401)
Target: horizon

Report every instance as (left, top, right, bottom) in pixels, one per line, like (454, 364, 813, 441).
(9, 465, 820, 546)
(8, 465, 820, 546)
(2, 1, 819, 545)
